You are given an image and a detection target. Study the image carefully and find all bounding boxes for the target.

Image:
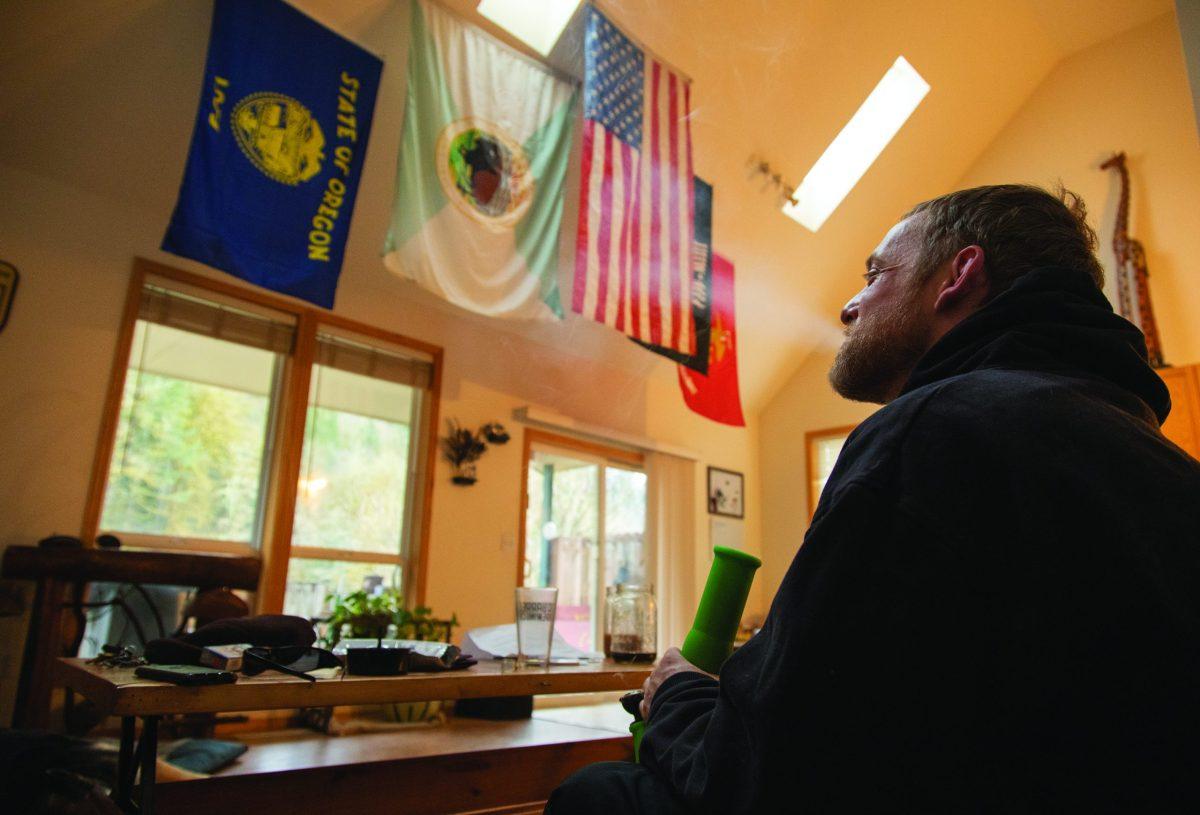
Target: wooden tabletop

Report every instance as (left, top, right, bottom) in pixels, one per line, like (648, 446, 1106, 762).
(56, 658, 652, 717)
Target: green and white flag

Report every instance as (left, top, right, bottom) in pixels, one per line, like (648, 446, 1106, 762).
(383, 0, 578, 320)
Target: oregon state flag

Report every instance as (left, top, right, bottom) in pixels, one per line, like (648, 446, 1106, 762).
(678, 253, 745, 426)
(162, 0, 381, 308)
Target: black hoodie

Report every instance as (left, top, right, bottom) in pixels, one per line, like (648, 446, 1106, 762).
(643, 268, 1200, 814)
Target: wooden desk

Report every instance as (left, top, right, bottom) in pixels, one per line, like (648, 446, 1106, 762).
(57, 657, 651, 814)
(57, 657, 650, 716)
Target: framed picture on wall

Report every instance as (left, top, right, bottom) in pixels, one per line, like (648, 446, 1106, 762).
(707, 467, 744, 518)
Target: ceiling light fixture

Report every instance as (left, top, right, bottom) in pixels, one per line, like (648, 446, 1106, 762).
(477, 0, 582, 56)
(783, 56, 930, 232)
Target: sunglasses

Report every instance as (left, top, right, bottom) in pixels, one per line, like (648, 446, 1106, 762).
(242, 646, 343, 682)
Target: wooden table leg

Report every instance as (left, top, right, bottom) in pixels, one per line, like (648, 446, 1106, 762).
(113, 716, 136, 810)
(13, 577, 65, 729)
(139, 715, 159, 815)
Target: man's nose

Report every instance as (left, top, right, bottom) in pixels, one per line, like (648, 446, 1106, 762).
(840, 297, 859, 326)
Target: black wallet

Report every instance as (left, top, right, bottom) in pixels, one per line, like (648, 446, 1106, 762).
(135, 664, 238, 686)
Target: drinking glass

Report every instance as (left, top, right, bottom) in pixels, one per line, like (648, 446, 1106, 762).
(515, 586, 558, 668)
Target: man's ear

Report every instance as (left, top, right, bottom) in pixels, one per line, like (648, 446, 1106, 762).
(933, 245, 988, 313)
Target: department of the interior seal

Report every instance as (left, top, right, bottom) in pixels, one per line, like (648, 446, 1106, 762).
(231, 92, 326, 185)
(436, 118, 533, 230)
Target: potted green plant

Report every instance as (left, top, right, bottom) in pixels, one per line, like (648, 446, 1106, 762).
(321, 588, 458, 647)
(319, 589, 459, 725)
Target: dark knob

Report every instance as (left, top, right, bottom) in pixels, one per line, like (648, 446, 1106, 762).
(621, 690, 645, 721)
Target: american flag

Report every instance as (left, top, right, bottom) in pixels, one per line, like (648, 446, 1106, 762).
(572, 6, 695, 355)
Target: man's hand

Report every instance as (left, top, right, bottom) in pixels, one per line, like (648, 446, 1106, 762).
(639, 647, 714, 720)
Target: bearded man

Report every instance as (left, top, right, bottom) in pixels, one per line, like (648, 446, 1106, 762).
(547, 185, 1200, 814)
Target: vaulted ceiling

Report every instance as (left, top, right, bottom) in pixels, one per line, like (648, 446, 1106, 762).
(0, 0, 1174, 415)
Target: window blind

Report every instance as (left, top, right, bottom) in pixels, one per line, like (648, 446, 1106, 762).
(138, 284, 296, 355)
(315, 334, 434, 390)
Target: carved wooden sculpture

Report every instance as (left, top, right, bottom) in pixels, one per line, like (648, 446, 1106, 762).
(1101, 152, 1165, 367)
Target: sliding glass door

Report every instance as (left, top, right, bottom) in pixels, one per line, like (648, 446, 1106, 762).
(522, 439, 647, 652)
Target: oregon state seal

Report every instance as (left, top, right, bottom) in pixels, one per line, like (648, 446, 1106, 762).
(231, 92, 326, 185)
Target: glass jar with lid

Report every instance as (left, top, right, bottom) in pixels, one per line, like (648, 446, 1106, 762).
(606, 584, 656, 663)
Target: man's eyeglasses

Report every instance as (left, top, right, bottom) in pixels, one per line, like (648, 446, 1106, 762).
(242, 646, 342, 682)
(863, 262, 904, 286)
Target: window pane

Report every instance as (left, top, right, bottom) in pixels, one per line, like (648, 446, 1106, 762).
(76, 582, 191, 658)
(523, 461, 545, 585)
(291, 364, 416, 556)
(605, 468, 648, 586)
(524, 450, 600, 651)
(99, 320, 277, 543)
(812, 435, 849, 504)
(284, 557, 401, 620)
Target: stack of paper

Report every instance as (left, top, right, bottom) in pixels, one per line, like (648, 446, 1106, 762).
(460, 624, 602, 663)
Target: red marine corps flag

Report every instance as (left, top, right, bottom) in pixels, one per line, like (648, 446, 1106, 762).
(678, 253, 745, 426)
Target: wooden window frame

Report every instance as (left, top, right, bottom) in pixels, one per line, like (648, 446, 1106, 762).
(81, 257, 444, 609)
(804, 424, 858, 520)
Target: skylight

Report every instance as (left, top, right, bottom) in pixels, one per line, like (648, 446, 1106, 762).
(782, 56, 929, 232)
(477, 0, 581, 56)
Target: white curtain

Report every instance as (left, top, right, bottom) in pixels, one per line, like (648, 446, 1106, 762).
(647, 452, 698, 651)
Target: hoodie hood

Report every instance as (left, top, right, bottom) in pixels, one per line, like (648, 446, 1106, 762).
(902, 267, 1170, 424)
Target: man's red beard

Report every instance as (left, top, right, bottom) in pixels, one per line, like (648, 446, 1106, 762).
(828, 287, 932, 404)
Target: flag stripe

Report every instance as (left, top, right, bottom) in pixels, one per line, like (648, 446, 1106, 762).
(684, 82, 695, 355)
(648, 60, 663, 347)
(667, 71, 682, 353)
(630, 147, 643, 340)
(657, 61, 672, 348)
(595, 129, 615, 323)
(603, 132, 625, 326)
(616, 140, 633, 332)
(588, 125, 606, 319)
(573, 120, 596, 316)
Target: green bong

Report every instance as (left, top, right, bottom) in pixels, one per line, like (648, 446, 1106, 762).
(621, 545, 762, 761)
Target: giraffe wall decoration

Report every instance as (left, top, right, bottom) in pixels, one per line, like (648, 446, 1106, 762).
(1100, 152, 1166, 368)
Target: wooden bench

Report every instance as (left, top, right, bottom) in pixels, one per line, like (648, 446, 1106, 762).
(156, 705, 635, 815)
